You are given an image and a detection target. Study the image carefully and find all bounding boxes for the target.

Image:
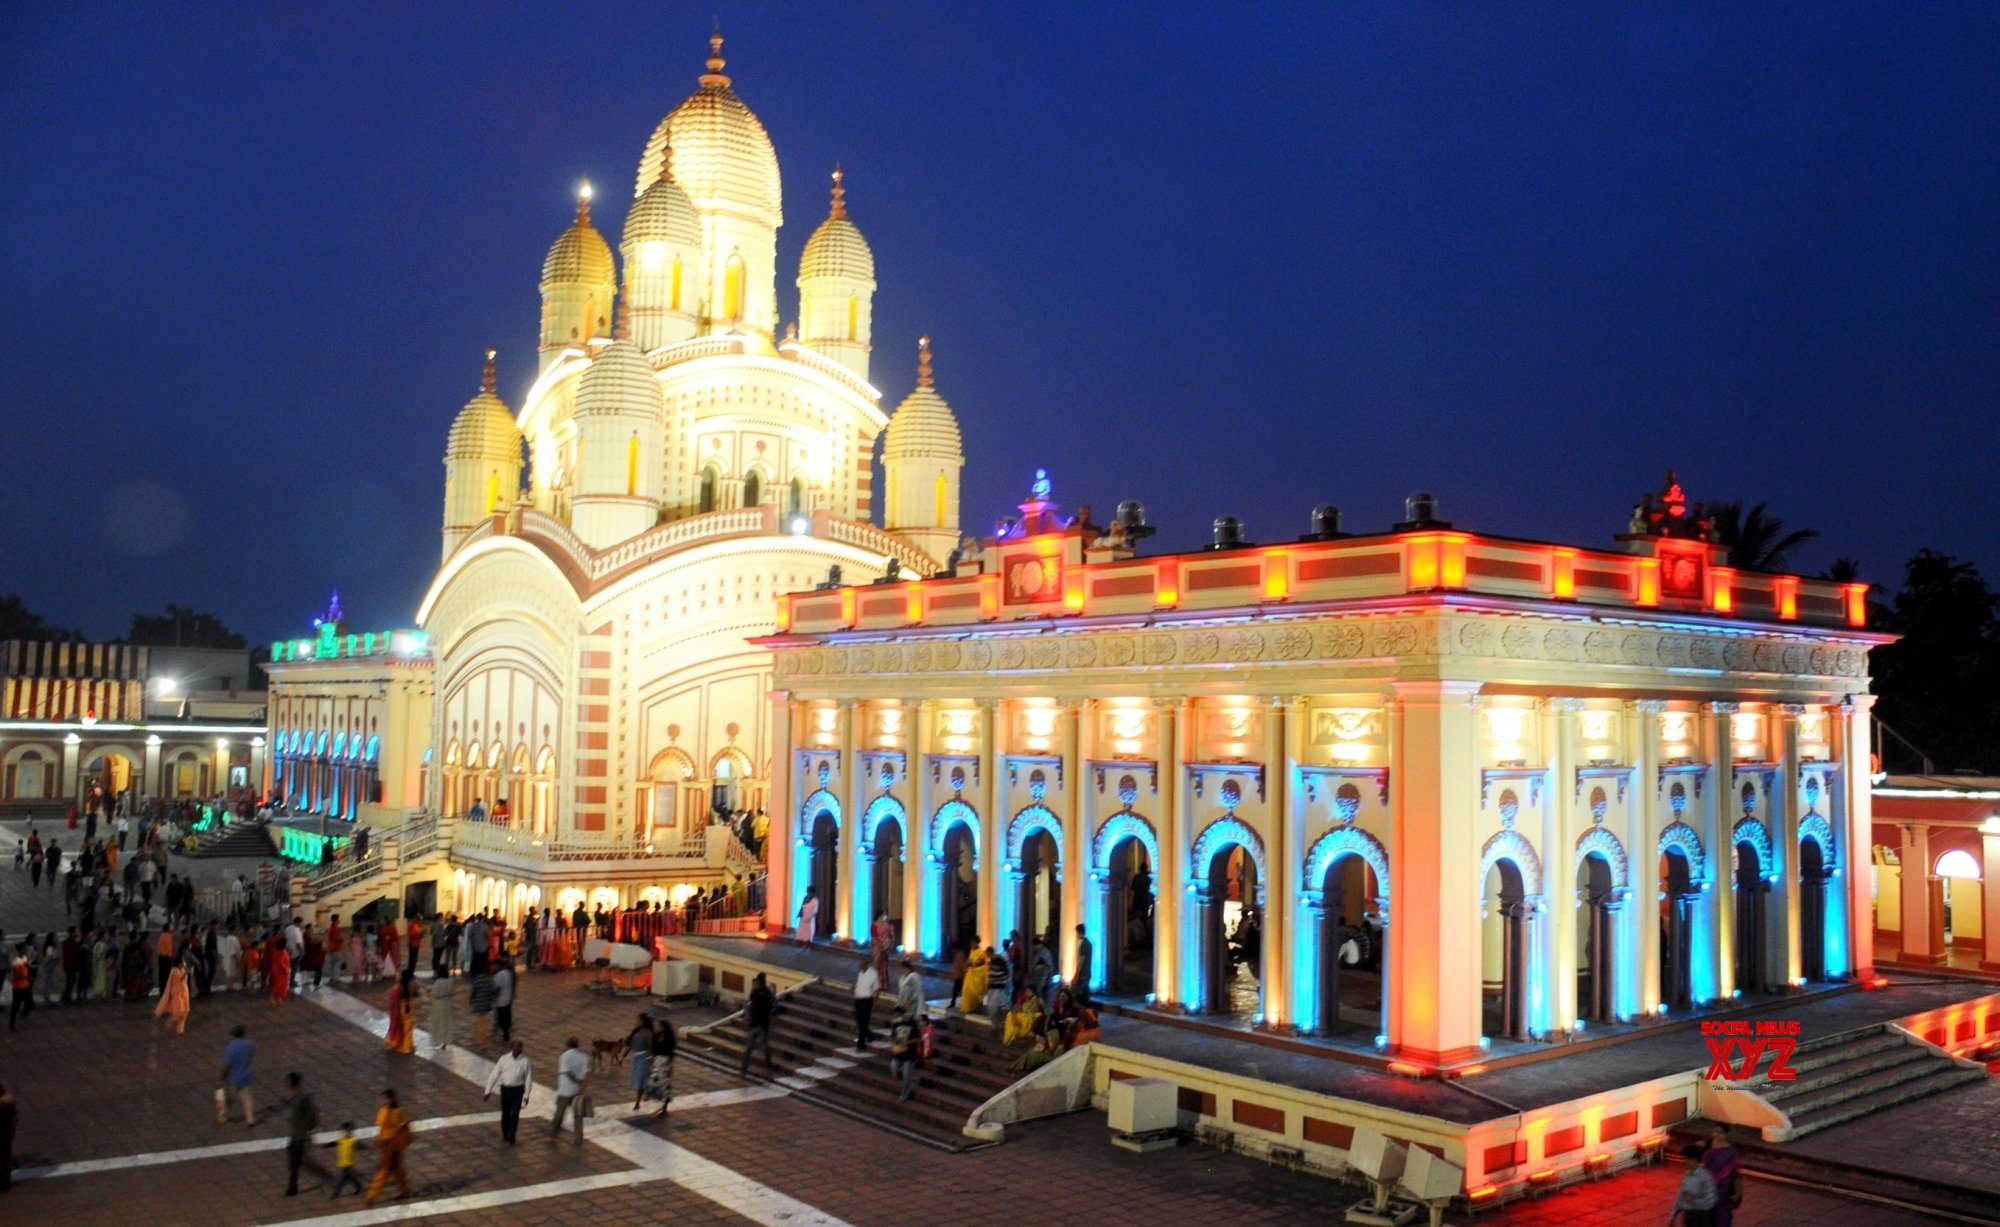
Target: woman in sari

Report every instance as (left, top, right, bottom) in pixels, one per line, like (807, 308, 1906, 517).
(384, 971, 417, 1054)
(119, 935, 150, 1002)
(960, 945, 990, 1015)
(626, 1013, 655, 1113)
(346, 926, 366, 985)
(268, 936, 292, 1004)
(244, 934, 263, 992)
(363, 1088, 412, 1205)
(646, 1016, 676, 1118)
(154, 957, 191, 1033)
(427, 968, 456, 1052)
(377, 933, 399, 983)
(89, 931, 110, 1000)
(870, 912, 894, 988)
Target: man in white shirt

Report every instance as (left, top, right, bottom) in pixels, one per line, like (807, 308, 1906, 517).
(482, 1039, 533, 1144)
(283, 920, 304, 989)
(549, 1036, 591, 1143)
(851, 955, 882, 1052)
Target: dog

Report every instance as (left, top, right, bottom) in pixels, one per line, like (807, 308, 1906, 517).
(591, 1038, 626, 1071)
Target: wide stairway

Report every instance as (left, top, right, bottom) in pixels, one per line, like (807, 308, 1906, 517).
(1736, 1023, 1986, 1141)
(180, 818, 273, 858)
(682, 978, 1025, 1151)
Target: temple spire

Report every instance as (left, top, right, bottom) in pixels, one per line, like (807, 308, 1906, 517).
(916, 335, 934, 388)
(575, 178, 594, 226)
(481, 347, 497, 395)
(829, 165, 847, 220)
(700, 26, 730, 88)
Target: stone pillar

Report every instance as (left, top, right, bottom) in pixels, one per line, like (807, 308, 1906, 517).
(905, 700, 931, 952)
(1540, 698, 1578, 1031)
(1628, 700, 1665, 1016)
(1981, 824, 2000, 975)
(1776, 705, 1805, 985)
(1281, 695, 1310, 1032)
(1154, 698, 1183, 1006)
(1059, 697, 1088, 985)
(1704, 703, 1734, 1003)
(978, 697, 1001, 953)
(1898, 823, 1941, 964)
(764, 690, 794, 933)
(1263, 695, 1292, 1027)
(141, 737, 160, 802)
(61, 735, 81, 801)
(1839, 695, 1877, 981)
(836, 698, 861, 943)
(1390, 680, 1483, 1066)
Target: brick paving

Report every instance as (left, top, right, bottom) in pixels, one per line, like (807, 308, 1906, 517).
(0, 864, 1969, 1225)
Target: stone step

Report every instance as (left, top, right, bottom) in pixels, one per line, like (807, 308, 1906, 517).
(696, 1016, 1015, 1103)
(1789, 1028, 1906, 1068)
(1782, 1066, 1989, 1139)
(1775, 1055, 1978, 1122)
(1758, 1044, 1930, 1103)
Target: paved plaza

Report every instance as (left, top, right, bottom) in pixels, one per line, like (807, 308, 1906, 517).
(0, 855, 1963, 1226)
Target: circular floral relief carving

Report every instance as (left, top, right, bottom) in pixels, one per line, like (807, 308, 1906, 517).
(949, 766, 966, 793)
(1186, 631, 1220, 662)
(1544, 628, 1580, 660)
(1690, 639, 1723, 669)
(1225, 628, 1266, 660)
(964, 641, 993, 671)
(934, 642, 962, 671)
(1317, 624, 1366, 658)
(828, 647, 851, 674)
(1752, 643, 1781, 672)
(1836, 648, 1860, 675)
(1103, 636, 1138, 666)
(1457, 621, 1497, 654)
(1590, 786, 1608, 825)
(1657, 636, 1692, 668)
(1029, 640, 1061, 669)
(879, 645, 906, 673)
(1272, 626, 1312, 660)
(1028, 769, 1047, 802)
(1334, 783, 1362, 823)
(1584, 631, 1618, 663)
(909, 643, 933, 672)
(1368, 621, 1419, 656)
(1807, 646, 1831, 675)
(996, 641, 1027, 670)
(1621, 633, 1657, 664)
(1501, 624, 1538, 658)
(1782, 645, 1807, 675)
(1143, 635, 1177, 665)
(1064, 639, 1099, 668)
(1722, 640, 1752, 671)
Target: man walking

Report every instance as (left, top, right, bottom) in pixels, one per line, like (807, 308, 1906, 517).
(851, 954, 881, 1052)
(895, 958, 923, 1020)
(492, 959, 515, 1042)
(739, 973, 775, 1076)
(1072, 923, 1093, 1005)
(282, 1072, 321, 1196)
(219, 1025, 256, 1127)
(483, 1039, 532, 1144)
(550, 1036, 591, 1143)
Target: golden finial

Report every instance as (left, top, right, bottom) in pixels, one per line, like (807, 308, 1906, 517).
(481, 347, 497, 396)
(615, 295, 631, 341)
(575, 178, 594, 225)
(916, 335, 933, 389)
(700, 26, 730, 88)
(829, 165, 846, 221)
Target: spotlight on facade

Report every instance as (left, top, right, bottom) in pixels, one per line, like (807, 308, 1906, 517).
(1394, 491, 1450, 530)
(1114, 499, 1156, 545)
(788, 512, 810, 536)
(153, 677, 179, 695)
(1302, 504, 1346, 541)
(1209, 516, 1251, 550)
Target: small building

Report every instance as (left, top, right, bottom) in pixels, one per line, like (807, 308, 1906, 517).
(1871, 774, 2000, 973)
(761, 476, 1885, 1070)
(0, 638, 266, 815)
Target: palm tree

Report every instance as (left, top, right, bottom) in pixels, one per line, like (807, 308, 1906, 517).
(1823, 557, 1862, 584)
(1707, 500, 1819, 573)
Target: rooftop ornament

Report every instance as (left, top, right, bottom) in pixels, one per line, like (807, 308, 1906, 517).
(1627, 469, 1715, 542)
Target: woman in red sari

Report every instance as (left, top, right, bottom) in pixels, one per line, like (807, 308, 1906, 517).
(267, 935, 292, 1004)
(384, 971, 417, 1053)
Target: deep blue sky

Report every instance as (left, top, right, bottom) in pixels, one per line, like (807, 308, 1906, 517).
(3, 4, 1996, 645)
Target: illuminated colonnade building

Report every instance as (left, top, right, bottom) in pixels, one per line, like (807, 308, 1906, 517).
(761, 477, 1884, 1069)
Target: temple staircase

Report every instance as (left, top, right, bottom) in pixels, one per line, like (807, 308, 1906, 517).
(681, 978, 1026, 1151)
(299, 813, 447, 922)
(180, 818, 274, 858)
(1730, 1023, 1987, 1141)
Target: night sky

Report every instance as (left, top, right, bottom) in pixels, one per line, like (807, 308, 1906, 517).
(3, 4, 1996, 646)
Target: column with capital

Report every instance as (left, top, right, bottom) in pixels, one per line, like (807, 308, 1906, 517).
(1262, 695, 1292, 1027)
(977, 697, 1002, 953)
(1775, 705, 1805, 984)
(1837, 695, 1877, 980)
(904, 699, 932, 952)
(764, 690, 795, 933)
(1389, 680, 1483, 1065)
(1059, 697, 1088, 986)
(836, 698, 862, 943)
(1626, 700, 1665, 1015)
(1154, 698, 1184, 1007)
(1898, 822, 1940, 964)
(1539, 698, 1578, 1031)
(1700, 704, 1734, 1003)
(1981, 819, 2000, 975)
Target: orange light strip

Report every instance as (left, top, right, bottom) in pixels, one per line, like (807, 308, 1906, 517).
(1634, 557, 1660, 607)
(1710, 566, 1735, 614)
(774, 594, 793, 633)
(978, 573, 1002, 619)
(1263, 550, 1290, 600)
(1155, 561, 1180, 608)
(1550, 548, 1577, 599)
(1405, 535, 1439, 589)
(1063, 567, 1086, 612)
(1843, 582, 1868, 627)
(905, 581, 925, 624)
(839, 587, 858, 628)
(1773, 574, 1798, 621)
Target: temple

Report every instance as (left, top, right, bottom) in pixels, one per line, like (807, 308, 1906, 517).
(760, 475, 1886, 1066)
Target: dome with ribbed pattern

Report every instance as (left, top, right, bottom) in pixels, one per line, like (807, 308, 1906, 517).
(801, 217, 874, 283)
(634, 35, 782, 230)
(447, 392, 520, 461)
(541, 211, 615, 289)
(622, 171, 699, 251)
(574, 338, 662, 418)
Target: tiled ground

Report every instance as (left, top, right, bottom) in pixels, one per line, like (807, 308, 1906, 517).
(0, 865, 1970, 1225)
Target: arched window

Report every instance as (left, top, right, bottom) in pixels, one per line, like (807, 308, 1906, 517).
(789, 477, 805, 515)
(581, 295, 597, 341)
(723, 255, 745, 322)
(626, 433, 640, 496)
(486, 473, 500, 514)
(698, 466, 718, 513)
(743, 469, 763, 508)
(670, 256, 683, 312)
(846, 292, 858, 341)
(1937, 849, 1981, 878)
(935, 473, 947, 525)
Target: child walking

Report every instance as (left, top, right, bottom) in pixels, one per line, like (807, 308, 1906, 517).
(329, 1121, 364, 1198)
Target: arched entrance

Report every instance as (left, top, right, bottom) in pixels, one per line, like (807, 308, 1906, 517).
(1735, 834, 1770, 995)
(1099, 829, 1155, 997)
(808, 810, 839, 940)
(1304, 825, 1388, 1037)
(1938, 848, 1982, 960)
(1006, 802, 1063, 951)
(1479, 830, 1542, 1041)
(1799, 836, 1829, 981)
(1190, 817, 1266, 1017)
(84, 751, 135, 805)
(1576, 852, 1617, 1023)
(1659, 848, 1696, 1008)
(937, 814, 980, 958)
(870, 806, 905, 934)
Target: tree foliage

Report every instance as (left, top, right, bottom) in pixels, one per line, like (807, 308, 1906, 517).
(1707, 500, 1820, 573)
(0, 593, 84, 642)
(127, 604, 246, 649)
(1871, 549, 2000, 774)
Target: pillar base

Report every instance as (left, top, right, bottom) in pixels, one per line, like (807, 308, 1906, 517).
(1894, 951, 1948, 967)
(1392, 1041, 1485, 1069)
(1979, 961, 2000, 975)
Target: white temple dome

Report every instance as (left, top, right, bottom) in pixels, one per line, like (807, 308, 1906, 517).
(541, 198, 615, 288)
(574, 336, 661, 417)
(623, 170, 699, 249)
(634, 33, 782, 230)
(883, 338, 962, 459)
